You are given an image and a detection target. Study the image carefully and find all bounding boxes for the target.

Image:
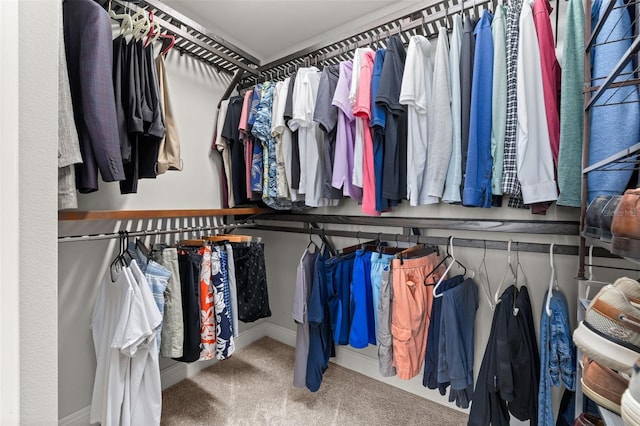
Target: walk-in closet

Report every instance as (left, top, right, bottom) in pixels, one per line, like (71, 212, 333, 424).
(2, 0, 640, 424)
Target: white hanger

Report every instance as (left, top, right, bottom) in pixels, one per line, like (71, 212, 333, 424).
(475, 240, 495, 310)
(584, 245, 610, 300)
(545, 243, 559, 316)
(494, 240, 517, 305)
(433, 237, 457, 299)
(108, 0, 133, 35)
(129, 11, 150, 40)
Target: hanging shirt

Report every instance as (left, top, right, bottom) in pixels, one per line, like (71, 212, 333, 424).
(248, 86, 263, 195)
(223, 96, 248, 205)
(351, 48, 374, 189)
(516, 1, 558, 204)
(127, 261, 163, 426)
(197, 247, 216, 361)
(370, 49, 391, 212)
(215, 100, 234, 207)
(252, 83, 280, 205)
(399, 35, 437, 206)
(460, 16, 477, 194)
(491, 6, 508, 197)
(353, 51, 379, 216)
(376, 35, 408, 203)
(429, 28, 453, 200)
(291, 67, 336, 207)
(332, 61, 362, 202)
(275, 78, 303, 203)
(89, 266, 151, 426)
(271, 81, 291, 201)
(557, 0, 585, 207)
(533, 0, 561, 171)
(313, 64, 343, 201)
(443, 15, 464, 204)
(284, 72, 302, 191)
(463, 10, 494, 208)
(503, 0, 526, 208)
(239, 90, 254, 200)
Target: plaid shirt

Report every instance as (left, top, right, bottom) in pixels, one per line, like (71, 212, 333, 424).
(503, 0, 526, 208)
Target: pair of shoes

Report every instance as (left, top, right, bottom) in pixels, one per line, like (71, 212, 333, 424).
(573, 277, 640, 374)
(584, 195, 623, 241)
(574, 412, 604, 426)
(622, 359, 640, 425)
(582, 355, 628, 414)
(611, 188, 640, 257)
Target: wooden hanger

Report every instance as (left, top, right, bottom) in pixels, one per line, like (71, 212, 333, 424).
(206, 234, 248, 243)
(180, 239, 207, 247)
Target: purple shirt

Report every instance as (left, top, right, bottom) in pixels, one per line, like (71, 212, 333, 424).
(332, 60, 362, 202)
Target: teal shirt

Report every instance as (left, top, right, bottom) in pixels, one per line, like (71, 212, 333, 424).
(556, 0, 584, 207)
(491, 5, 507, 196)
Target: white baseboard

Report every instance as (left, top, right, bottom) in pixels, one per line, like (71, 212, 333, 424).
(59, 323, 269, 426)
(60, 321, 467, 425)
(264, 322, 468, 414)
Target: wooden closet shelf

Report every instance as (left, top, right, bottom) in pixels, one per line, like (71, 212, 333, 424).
(58, 208, 270, 221)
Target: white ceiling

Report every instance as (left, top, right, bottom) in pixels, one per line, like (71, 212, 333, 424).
(163, 0, 423, 64)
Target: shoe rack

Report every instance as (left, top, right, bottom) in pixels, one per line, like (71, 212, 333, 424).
(578, 0, 640, 423)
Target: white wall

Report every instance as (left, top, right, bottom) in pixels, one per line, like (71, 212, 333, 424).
(0, 1, 21, 424)
(57, 50, 241, 419)
(8, 1, 60, 424)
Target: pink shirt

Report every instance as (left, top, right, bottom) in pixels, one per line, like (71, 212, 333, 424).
(353, 51, 379, 216)
(239, 90, 253, 199)
(533, 0, 561, 170)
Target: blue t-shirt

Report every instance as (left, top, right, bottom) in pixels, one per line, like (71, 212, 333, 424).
(370, 48, 387, 129)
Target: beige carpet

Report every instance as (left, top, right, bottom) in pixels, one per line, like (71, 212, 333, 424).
(161, 337, 469, 426)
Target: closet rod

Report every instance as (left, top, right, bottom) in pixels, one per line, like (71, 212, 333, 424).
(252, 213, 580, 235)
(141, 0, 261, 65)
(58, 207, 269, 221)
(253, 224, 617, 258)
(109, 0, 260, 76)
(58, 223, 255, 244)
(244, 0, 490, 86)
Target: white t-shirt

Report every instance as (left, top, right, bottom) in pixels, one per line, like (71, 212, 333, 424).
(90, 265, 150, 426)
(128, 261, 163, 426)
(291, 67, 338, 207)
(276, 78, 301, 202)
(399, 35, 438, 206)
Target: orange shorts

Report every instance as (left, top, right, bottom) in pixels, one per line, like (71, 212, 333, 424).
(391, 252, 444, 380)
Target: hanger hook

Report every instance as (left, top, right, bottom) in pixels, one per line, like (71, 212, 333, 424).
(356, 231, 361, 245)
(449, 237, 455, 259)
(507, 239, 512, 264)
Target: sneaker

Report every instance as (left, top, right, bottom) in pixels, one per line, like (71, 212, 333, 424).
(613, 276, 640, 308)
(622, 358, 640, 425)
(611, 188, 640, 258)
(582, 355, 628, 414)
(573, 285, 640, 373)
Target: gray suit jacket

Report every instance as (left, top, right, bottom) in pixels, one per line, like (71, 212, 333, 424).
(63, 0, 125, 193)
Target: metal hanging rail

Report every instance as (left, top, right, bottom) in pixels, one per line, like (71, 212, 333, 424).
(58, 223, 256, 243)
(251, 223, 616, 258)
(239, 0, 490, 88)
(104, 0, 260, 76)
(58, 207, 270, 221)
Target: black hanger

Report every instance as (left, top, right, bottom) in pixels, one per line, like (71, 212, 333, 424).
(110, 231, 132, 281)
(424, 237, 466, 286)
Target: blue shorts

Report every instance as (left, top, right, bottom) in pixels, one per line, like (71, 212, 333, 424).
(349, 249, 376, 348)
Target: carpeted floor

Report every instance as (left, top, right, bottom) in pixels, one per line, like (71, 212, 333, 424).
(161, 337, 469, 425)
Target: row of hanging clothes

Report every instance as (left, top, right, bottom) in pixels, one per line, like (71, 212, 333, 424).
(214, 0, 579, 215)
(60, 0, 182, 209)
(467, 243, 576, 426)
(292, 235, 485, 405)
(90, 230, 271, 426)
(292, 232, 575, 425)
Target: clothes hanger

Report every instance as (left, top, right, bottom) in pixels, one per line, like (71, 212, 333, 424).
(583, 245, 610, 300)
(108, 0, 133, 35)
(475, 240, 495, 310)
(431, 237, 467, 298)
(494, 240, 517, 305)
(110, 231, 133, 281)
(160, 32, 176, 56)
(545, 243, 559, 316)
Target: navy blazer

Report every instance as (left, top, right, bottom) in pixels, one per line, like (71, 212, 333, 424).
(63, 0, 125, 193)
